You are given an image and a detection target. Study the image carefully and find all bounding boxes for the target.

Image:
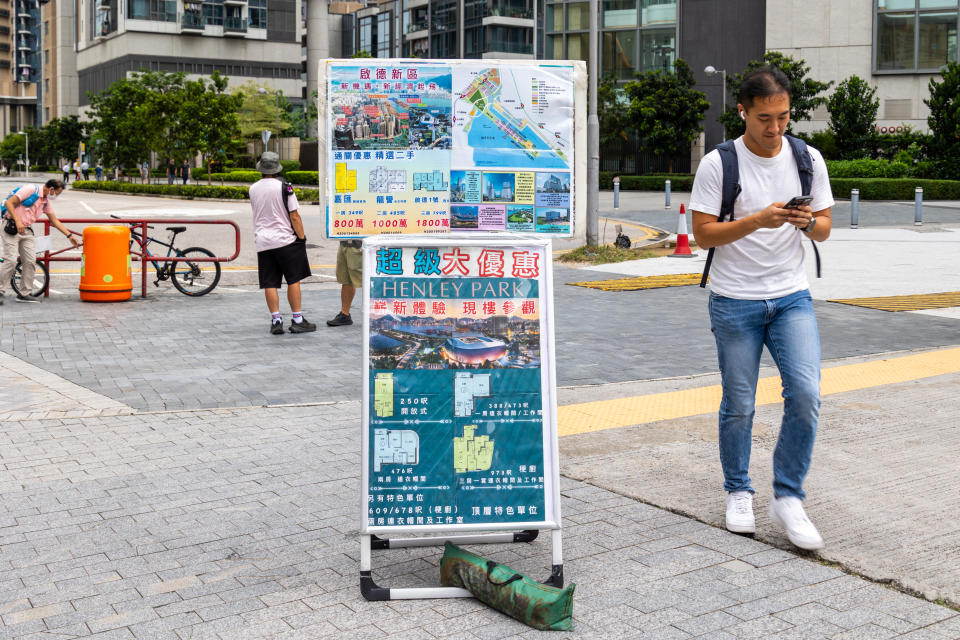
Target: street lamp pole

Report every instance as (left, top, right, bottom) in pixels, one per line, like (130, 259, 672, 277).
(704, 65, 726, 142)
(586, 0, 599, 246)
(275, 90, 281, 155)
(18, 130, 28, 178)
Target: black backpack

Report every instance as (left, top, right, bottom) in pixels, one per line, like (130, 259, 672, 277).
(699, 135, 821, 288)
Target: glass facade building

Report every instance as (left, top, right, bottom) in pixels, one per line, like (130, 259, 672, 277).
(544, 0, 676, 81)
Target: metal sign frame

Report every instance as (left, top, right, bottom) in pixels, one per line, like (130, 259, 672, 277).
(359, 233, 563, 600)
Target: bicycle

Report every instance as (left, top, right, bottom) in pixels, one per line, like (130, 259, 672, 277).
(0, 256, 49, 297)
(110, 215, 221, 296)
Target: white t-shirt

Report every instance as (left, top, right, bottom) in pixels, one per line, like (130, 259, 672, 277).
(249, 177, 300, 252)
(689, 136, 834, 300)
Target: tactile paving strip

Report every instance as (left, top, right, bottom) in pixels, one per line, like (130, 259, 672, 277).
(828, 291, 960, 312)
(568, 273, 704, 291)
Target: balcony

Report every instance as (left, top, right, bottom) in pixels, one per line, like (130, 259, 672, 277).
(405, 0, 427, 7)
(224, 0, 245, 5)
(484, 39, 532, 55)
(181, 10, 204, 30)
(17, 39, 30, 50)
(405, 21, 428, 39)
(482, 4, 533, 28)
(223, 15, 247, 34)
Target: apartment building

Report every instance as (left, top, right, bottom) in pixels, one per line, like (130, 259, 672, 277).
(541, 0, 955, 151)
(348, 0, 539, 59)
(0, 0, 40, 136)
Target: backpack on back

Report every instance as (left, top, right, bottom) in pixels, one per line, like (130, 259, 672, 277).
(1, 185, 40, 217)
(699, 135, 821, 288)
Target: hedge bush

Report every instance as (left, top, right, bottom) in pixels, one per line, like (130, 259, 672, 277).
(280, 160, 300, 173)
(598, 171, 694, 191)
(286, 171, 319, 185)
(829, 178, 960, 200)
(825, 159, 912, 179)
(71, 180, 321, 202)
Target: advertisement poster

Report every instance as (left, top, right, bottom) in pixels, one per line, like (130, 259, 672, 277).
(325, 60, 575, 238)
(362, 238, 558, 532)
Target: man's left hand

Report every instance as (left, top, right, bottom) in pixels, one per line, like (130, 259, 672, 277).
(786, 205, 814, 229)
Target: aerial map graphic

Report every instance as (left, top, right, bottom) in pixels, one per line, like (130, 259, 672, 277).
(452, 66, 573, 169)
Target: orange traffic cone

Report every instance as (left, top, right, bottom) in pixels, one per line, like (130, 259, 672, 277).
(669, 203, 696, 258)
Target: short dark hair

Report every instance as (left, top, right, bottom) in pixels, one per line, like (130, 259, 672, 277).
(738, 66, 791, 110)
(45, 179, 64, 191)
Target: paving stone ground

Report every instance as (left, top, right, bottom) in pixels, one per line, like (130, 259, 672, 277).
(2, 235, 960, 638)
(1, 401, 958, 639)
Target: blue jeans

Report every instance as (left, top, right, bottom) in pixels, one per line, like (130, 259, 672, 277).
(708, 289, 821, 500)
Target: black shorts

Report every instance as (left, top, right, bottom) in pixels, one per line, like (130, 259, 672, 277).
(257, 240, 311, 289)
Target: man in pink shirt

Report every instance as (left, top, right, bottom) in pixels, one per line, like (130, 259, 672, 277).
(0, 179, 78, 303)
(249, 152, 316, 334)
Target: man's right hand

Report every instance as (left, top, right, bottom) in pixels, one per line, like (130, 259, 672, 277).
(752, 202, 793, 229)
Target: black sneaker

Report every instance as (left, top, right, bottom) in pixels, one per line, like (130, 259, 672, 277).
(270, 320, 285, 335)
(327, 312, 353, 327)
(16, 293, 41, 303)
(289, 317, 317, 333)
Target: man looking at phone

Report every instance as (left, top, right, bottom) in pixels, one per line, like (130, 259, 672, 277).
(690, 67, 833, 550)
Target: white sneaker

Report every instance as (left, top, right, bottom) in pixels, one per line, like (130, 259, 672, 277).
(770, 496, 824, 550)
(725, 491, 756, 533)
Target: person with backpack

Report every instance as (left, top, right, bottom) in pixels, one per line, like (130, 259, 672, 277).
(690, 67, 834, 550)
(249, 151, 316, 334)
(0, 179, 79, 304)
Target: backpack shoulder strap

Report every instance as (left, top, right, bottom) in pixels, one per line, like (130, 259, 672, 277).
(786, 135, 814, 195)
(700, 140, 741, 288)
(280, 179, 293, 214)
(785, 135, 821, 278)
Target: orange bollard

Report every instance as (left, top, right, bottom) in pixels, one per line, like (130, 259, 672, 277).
(79, 225, 132, 302)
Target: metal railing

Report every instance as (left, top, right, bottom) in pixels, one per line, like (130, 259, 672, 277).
(223, 15, 247, 31)
(181, 11, 204, 28)
(38, 218, 240, 298)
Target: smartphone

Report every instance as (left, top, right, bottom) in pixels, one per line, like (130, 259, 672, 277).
(783, 195, 814, 209)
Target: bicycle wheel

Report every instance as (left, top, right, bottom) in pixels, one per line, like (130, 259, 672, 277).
(11, 259, 50, 297)
(170, 247, 221, 296)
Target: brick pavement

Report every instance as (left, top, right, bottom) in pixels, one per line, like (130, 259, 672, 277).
(3, 258, 960, 638)
(3, 267, 960, 413)
(1, 401, 958, 639)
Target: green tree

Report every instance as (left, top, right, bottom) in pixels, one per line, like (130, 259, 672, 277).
(624, 59, 709, 173)
(0, 132, 26, 170)
(598, 74, 634, 148)
(44, 116, 86, 163)
(925, 61, 960, 179)
(232, 81, 293, 142)
(827, 75, 879, 159)
(718, 51, 833, 140)
(178, 72, 243, 184)
(87, 72, 164, 173)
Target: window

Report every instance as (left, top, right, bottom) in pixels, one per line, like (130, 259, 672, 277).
(128, 0, 176, 21)
(566, 3, 589, 30)
(249, 0, 266, 29)
(44, 78, 48, 92)
(876, 1, 959, 71)
(43, 49, 48, 64)
(545, 3, 562, 31)
(640, 28, 674, 71)
(359, 16, 372, 54)
(603, 0, 635, 28)
(377, 12, 391, 57)
(203, 0, 223, 25)
(641, 0, 675, 26)
(547, 33, 563, 57)
(43, 20, 48, 35)
(602, 30, 636, 79)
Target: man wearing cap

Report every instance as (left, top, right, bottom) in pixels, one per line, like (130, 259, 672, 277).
(0, 179, 79, 304)
(249, 151, 316, 334)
